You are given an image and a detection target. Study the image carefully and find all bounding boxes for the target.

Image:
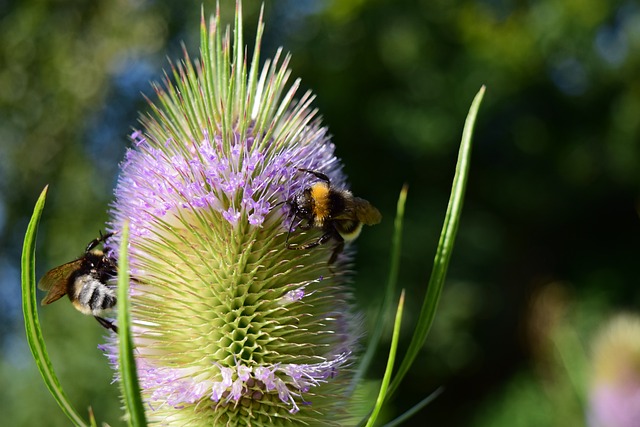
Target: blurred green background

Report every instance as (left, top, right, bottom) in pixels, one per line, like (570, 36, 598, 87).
(2, 0, 639, 425)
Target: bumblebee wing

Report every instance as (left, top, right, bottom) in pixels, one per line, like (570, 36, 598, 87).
(352, 197, 382, 225)
(38, 260, 80, 305)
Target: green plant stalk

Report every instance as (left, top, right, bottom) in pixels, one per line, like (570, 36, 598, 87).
(387, 86, 486, 398)
(117, 222, 148, 427)
(21, 186, 89, 427)
(365, 290, 406, 427)
(354, 184, 408, 387)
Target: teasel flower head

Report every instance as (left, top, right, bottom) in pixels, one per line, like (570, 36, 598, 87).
(588, 314, 640, 427)
(101, 3, 362, 425)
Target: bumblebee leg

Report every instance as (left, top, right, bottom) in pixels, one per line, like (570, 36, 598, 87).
(95, 316, 118, 334)
(284, 215, 297, 249)
(287, 231, 333, 250)
(285, 215, 315, 248)
(328, 238, 345, 265)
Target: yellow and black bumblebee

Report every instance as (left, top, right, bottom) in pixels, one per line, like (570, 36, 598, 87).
(38, 232, 118, 333)
(285, 168, 382, 264)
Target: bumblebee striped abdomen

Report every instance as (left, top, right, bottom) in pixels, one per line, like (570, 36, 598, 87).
(71, 275, 117, 316)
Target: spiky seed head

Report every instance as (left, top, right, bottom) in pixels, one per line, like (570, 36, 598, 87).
(101, 3, 362, 425)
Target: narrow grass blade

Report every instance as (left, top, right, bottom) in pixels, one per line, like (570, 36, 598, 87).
(21, 186, 89, 427)
(88, 407, 98, 427)
(364, 290, 406, 427)
(387, 86, 486, 397)
(354, 184, 408, 387)
(117, 222, 147, 426)
(382, 387, 444, 427)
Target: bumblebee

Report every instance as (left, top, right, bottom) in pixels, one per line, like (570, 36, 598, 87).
(38, 232, 118, 333)
(285, 168, 382, 264)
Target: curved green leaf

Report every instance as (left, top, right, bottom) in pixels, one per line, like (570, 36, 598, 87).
(387, 86, 486, 397)
(21, 186, 89, 427)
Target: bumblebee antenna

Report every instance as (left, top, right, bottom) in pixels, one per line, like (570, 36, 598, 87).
(86, 231, 114, 253)
(298, 168, 331, 184)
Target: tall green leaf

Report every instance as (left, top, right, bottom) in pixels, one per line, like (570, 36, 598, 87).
(387, 86, 486, 397)
(354, 184, 408, 387)
(117, 222, 148, 426)
(21, 186, 89, 427)
(365, 290, 406, 427)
